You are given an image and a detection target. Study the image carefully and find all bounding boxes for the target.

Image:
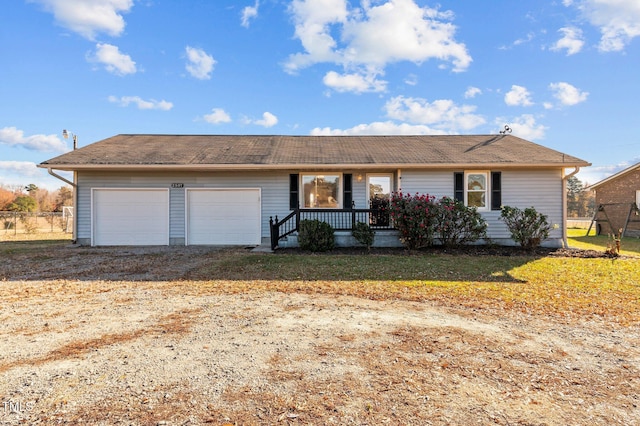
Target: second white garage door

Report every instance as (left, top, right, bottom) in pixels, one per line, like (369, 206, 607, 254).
(187, 188, 261, 245)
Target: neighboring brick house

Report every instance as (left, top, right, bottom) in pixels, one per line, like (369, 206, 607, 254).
(589, 162, 640, 237)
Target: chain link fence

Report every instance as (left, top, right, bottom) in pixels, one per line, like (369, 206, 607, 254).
(1, 211, 73, 236)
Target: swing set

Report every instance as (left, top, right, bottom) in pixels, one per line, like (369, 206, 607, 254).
(586, 202, 640, 237)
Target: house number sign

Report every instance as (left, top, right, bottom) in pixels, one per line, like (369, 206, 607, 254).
(171, 183, 184, 188)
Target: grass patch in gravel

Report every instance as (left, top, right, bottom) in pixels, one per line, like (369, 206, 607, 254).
(182, 245, 640, 325)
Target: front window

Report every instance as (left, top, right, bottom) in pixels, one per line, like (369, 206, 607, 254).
(466, 172, 488, 210)
(301, 174, 340, 208)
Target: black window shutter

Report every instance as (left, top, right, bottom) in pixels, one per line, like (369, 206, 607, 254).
(343, 174, 353, 209)
(289, 174, 299, 209)
(491, 171, 502, 210)
(454, 172, 464, 202)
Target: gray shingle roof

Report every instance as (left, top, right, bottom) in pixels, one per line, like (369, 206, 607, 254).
(39, 134, 590, 170)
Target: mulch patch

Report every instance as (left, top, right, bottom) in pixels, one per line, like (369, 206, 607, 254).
(276, 245, 620, 258)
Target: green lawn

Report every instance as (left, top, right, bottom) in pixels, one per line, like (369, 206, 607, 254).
(3, 232, 639, 325)
(567, 228, 640, 255)
(185, 234, 640, 325)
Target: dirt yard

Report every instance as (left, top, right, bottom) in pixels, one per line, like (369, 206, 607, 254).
(1, 245, 638, 425)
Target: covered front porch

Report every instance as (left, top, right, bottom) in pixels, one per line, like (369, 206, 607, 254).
(269, 207, 396, 250)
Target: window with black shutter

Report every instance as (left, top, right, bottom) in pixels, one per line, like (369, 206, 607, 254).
(454, 172, 464, 202)
(491, 172, 502, 210)
(289, 174, 299, 209)
(343, 174, 353, 209)
(454, 171, 501, 211)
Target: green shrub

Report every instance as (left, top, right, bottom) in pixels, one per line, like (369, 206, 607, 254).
(352, 221, 375, 250)
(435, 197, 488, 247)
(389, 193, 489, 250)
(389, 192, 437, 250)
(500, 205, 551, 249)
(298, 219, 335, 252)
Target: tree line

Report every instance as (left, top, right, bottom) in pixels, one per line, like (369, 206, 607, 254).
(566, 176, 595, 218)
(0, 184, 73, 212)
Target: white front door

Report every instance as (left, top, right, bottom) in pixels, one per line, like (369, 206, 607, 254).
(368, 174, 392, 226)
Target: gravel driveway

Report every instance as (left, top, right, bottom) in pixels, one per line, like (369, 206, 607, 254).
(1, 245, 638, 425)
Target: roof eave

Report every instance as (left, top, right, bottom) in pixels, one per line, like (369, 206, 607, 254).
(38, 161, 591, 172)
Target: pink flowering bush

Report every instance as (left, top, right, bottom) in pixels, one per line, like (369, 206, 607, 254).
(389, 192, 438, 249)
(435, 196, 487, 247)
(389, 192, 488, 249)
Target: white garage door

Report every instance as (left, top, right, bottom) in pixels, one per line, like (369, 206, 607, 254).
(93, 189, 169, 246)
(187, 188, 261, 245)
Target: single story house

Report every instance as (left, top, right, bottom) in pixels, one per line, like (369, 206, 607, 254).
(38, 134, 590, 248)
(588, 161, 640, 237)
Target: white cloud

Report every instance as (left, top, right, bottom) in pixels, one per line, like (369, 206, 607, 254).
(0, 127, 68, 153)
(286, 0, 471, 91)
(312, 94, 486, 135)
(342, 0, 471, 71)
(385, 96, 485, 131)
(404, 74, 418, 86)
(464, 86, 482, 99)
(0, 161, 41, 179)
(254, 112, 278, 127)
(0, 161, 72, 190)
(323, 70, 387, 93)
(551, 27, 584, 55)
(513, 32, 536, 46)
(311, 121, 445, 136)
(89, 43, 136, 75)
(285, 0, 349, 72)
(203, 108, 232, 124)
(185, 46, 216, 80)
(108, 96, 173, 110)
(33, 0, 133, 40)
(499, 32, 537, 50)
(504, 85, 534, 107)
(579, 159, 640, 186)
(569, 0, 640, 51)
(497, 115, 547, 140)
(549, 82, 589, 106)
(241, 1, 259, 28)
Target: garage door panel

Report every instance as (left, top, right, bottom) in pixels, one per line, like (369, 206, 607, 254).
(93, 189, 169, 246)
(187, 189, 261, 245)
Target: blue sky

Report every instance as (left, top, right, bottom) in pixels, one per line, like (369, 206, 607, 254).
(1, 0, 639, 190)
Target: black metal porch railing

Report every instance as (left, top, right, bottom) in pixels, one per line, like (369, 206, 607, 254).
(269, 208, 393, 250)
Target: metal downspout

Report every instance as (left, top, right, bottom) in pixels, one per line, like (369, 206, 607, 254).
(562, 166, 581, 248)
(47, 168, 77, 243)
